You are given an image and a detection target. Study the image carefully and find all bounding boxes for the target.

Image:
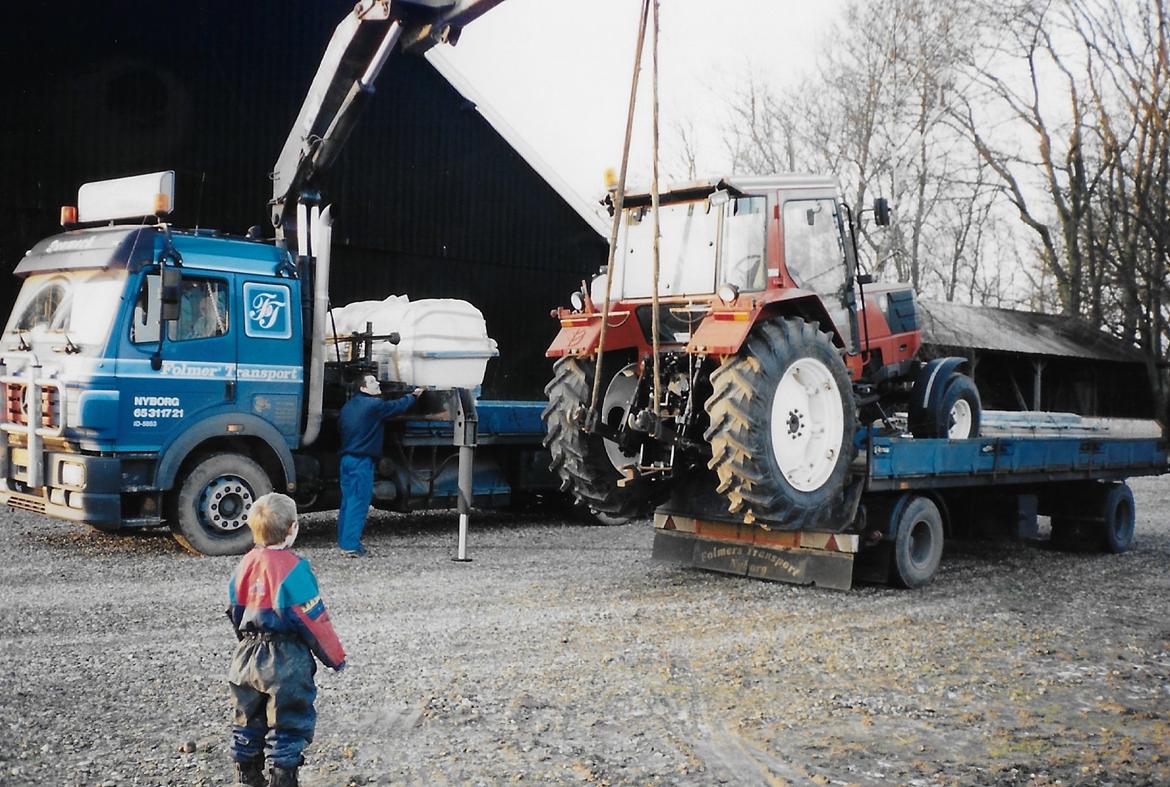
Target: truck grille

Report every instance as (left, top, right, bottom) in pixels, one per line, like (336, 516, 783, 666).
(3, 383, 60, 429)
(6, 493, 47, 514)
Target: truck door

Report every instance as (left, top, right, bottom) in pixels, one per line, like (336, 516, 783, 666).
(235, 278, 302, 443)
(117, 270, 237, 452)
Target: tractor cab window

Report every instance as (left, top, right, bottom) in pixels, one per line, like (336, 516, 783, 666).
(783, 199, 846, 296)
(131, 274, 230, 344)
(720, 196, 767, 292)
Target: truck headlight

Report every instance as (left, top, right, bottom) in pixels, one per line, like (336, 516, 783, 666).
(60, 461, 86, 488)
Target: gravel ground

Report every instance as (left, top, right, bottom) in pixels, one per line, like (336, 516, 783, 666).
(1, 475, 1168, 786)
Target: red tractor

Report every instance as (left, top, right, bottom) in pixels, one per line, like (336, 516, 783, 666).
(543, 175, 980, 527)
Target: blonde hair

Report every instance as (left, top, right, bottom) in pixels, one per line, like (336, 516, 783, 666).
(247, 492, 298, 546)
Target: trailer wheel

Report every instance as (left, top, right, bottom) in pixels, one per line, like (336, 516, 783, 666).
(542, 356, 656, 520)
(1051, 482, 1135, 554)
(891, 496, 944, 588)
(1100, 482, 1135, 553)
(170, 453, 273, 556)
(704, 317, 857, 528)
(910, 372, 981, 439)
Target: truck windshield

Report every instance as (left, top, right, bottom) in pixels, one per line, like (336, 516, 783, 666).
(2, 270, 128, 355)
(615, 196, 767, 299)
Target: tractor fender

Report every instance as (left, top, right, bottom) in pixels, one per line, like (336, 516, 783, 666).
(688, 293, 845, 357)
(911, 356, 969, 419)
(154, 412, 297, 493)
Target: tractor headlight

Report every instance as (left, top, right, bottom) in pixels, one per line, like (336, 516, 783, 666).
(60, 461, 86, 488)
(570, 290, 585, 311)
(717, 282, 740, 305)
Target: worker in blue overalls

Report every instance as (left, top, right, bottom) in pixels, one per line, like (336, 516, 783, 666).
(337, 374, 422, 556)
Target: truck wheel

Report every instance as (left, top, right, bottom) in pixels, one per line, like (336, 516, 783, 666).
(1100, 482, 1135, 553)
(891, 496, 944, 588)
(542, 356, 655, 520)
(911, 372, 981, 439)
(1051, 482, 1134, 554)
(170, 453, 273, 556)
(704, 317, 857, 528)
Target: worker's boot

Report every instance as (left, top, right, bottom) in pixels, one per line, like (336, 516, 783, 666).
(269, 765, 299, 787)
(234, 758, 265, 787)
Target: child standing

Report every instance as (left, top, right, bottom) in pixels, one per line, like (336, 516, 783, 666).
(226, 493, 346, 787)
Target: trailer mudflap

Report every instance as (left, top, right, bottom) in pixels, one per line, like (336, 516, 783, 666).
(652, 513, 858, 591)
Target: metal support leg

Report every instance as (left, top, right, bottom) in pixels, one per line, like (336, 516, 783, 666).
(456, 444, 473, 561)
(450, 388, 477, 563)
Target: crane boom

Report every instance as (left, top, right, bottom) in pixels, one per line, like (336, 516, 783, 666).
(271, 0, 505, 240)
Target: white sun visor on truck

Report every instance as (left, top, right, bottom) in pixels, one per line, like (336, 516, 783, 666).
(77, 171, 175, 224)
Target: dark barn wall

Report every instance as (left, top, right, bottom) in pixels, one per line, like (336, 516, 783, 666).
(0, 2, 605, 400)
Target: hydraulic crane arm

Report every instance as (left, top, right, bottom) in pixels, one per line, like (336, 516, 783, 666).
(271, 0, 505, 239)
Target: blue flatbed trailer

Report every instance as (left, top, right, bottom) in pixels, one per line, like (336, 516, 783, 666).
(651, 427, 1170, 590)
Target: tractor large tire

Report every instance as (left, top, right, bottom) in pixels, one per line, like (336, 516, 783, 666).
(704, 318, 857, 528)
(170, 452, 273, 556)
(542, 356, 655, 520)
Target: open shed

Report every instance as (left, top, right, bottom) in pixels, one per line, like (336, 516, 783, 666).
(918, 300, 1154, 418)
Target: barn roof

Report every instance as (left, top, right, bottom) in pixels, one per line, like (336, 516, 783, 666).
(919, 299, 1145, 363)
(426, 49, 610, 238)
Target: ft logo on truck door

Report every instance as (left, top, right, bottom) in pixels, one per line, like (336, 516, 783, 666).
(243, 283, 292, 339)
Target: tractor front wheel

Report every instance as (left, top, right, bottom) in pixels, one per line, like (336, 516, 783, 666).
(704, 318, 857, 528)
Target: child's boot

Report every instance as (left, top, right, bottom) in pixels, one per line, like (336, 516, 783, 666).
(234, 758, 265, 787)
(269, 765, 299, 787)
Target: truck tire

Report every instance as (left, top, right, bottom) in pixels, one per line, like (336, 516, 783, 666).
(910, 372, 981, 439)
(704, 317, 857, 528)
(1100, 482, 1136, 553)
(170, 453, 273, 556)
(542, 356, 654, 521)
(891, 495, 944, 588)
(1051, 482, 1134, 554)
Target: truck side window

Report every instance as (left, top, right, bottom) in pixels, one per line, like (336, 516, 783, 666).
(174, 278, 229, 341)
(783, 199, 845, 296)
(130, 274, 229, 343)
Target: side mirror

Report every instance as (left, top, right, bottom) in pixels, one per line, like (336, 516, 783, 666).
(873, 198, 891, 226)
(160, 267, 182, 323)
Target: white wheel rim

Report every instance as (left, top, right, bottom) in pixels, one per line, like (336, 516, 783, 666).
(948, 398, 973, 439)
(601, 364, 641, 471)
(770, 357, 845, 492)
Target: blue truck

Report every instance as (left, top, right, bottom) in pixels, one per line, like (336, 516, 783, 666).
(0, 0, 560, 556)
(0, 209, 553, 555)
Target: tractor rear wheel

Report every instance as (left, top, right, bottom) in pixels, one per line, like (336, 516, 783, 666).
(704, 317, 857, 528)
(542, 356, 656, 521)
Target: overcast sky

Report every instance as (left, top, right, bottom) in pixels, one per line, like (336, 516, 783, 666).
(434, 1, 845, 204)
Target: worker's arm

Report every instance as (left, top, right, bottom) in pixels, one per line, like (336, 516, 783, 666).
(379, 389, 422, 420)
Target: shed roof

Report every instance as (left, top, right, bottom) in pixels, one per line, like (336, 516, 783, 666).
(919, 299, 1145, 363)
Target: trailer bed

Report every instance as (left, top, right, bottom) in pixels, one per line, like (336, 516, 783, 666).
(652, 426, 1169, 590)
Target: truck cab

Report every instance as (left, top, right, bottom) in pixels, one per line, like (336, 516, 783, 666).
(1, 224, 303, 550)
